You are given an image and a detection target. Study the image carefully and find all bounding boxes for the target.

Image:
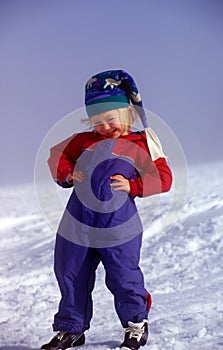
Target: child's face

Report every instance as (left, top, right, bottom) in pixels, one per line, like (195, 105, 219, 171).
(91, 109, 127, 138)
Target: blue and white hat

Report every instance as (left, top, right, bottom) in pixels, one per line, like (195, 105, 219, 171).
(85, 69, 148, 128)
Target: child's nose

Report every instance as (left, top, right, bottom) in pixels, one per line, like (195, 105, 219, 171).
(102, 122, 111, 130)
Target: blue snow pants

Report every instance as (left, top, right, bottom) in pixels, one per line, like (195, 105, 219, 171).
(53, 233, 151, 333)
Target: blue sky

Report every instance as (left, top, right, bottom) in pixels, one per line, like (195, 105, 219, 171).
(1, 0, 223, 184)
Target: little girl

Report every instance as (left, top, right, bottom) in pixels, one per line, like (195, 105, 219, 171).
(41, 70, 172, 350)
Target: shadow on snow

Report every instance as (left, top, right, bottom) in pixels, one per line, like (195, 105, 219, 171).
(0, 348, 39, 350)
(0, 340, 120, 350)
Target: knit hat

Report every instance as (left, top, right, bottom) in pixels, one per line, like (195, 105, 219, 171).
(85, 69, 148, 128)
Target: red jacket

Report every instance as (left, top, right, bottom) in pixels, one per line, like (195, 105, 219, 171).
(48, 130, 172, 197)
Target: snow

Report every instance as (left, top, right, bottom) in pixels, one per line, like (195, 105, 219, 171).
(1, 162, 223, 350)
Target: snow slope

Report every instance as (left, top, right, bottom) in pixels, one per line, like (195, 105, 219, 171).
(0, 162, 223, 350)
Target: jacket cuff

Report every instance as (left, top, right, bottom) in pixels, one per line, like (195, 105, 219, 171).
(55, 168, 73, 187)
(129, 178, 143, 197)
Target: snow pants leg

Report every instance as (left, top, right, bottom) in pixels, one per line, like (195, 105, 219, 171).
(99, 233, 151, 327)
(53, 233, 151, 332)
(53, 234, 100, 333)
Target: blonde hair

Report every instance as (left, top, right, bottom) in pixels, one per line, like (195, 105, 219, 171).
(117, 106, 136, 133)
(82, 106, 137, 134)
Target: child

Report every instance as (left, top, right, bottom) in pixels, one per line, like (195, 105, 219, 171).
(41, 70, 172, 350)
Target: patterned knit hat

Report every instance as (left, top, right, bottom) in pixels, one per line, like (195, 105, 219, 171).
(85, 69, 148, 128)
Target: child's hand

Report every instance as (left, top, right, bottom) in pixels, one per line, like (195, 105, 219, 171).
(67, 170, 84, 183)
(110, 175, 130, 194)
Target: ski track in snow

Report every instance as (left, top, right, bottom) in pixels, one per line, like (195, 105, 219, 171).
(0, 162, 223, 350)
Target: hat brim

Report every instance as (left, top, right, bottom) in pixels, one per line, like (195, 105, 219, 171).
(86, 95, 129, 118)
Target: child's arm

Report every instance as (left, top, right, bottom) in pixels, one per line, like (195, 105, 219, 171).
(47, 134, 83, 187)
(109, 157, 172, 197)
(127, 130, 172, 197)
(110, 131, 172, 197)
(110, 158, 172, 197)
(129, 156, 172, 197)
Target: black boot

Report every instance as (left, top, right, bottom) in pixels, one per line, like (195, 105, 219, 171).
(120, 320, 149, 350)
(41, 331, 85, 350)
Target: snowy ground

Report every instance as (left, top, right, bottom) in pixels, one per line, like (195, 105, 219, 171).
(0, 162, 223, 350)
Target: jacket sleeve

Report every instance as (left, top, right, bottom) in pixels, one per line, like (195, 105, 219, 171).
(47, 134, 82, 187)
(129, 157, 172, 197)
(129, 134, 172, 197)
